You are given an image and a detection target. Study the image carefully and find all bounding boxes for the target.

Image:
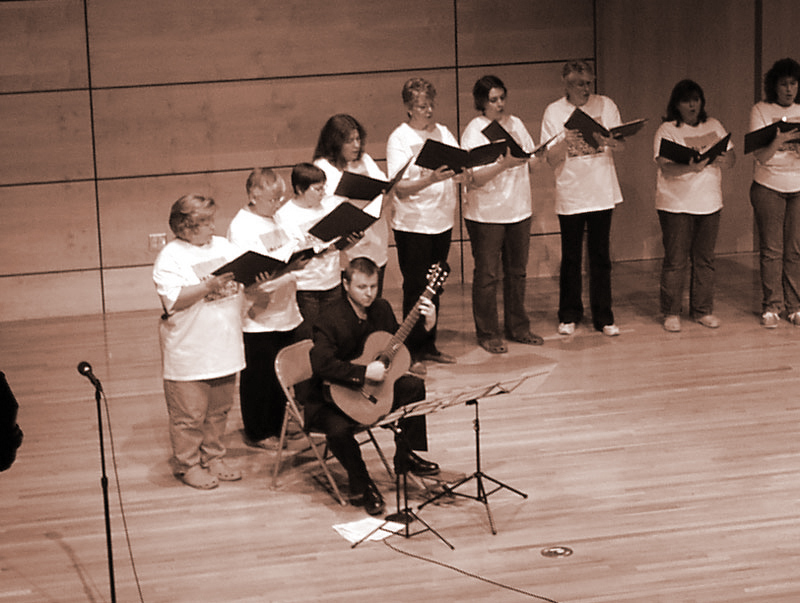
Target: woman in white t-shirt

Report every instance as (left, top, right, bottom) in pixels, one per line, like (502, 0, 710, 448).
(654, 79, 735, 333)
(312, 114, 390, 294)
(227, 168, 304, 449)
(153, 195, 248, 489)
(461, 75, 542, 353)
(276, 163, 360, 339)
(749, 58, 800, 328)
(386, 77, 463, 368)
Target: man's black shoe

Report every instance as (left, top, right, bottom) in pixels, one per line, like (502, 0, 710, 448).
(396, 451, 440, 476)
(362, 481, 385, 516)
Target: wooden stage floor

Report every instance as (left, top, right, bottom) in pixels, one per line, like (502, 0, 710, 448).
(2, 254, 800, 602)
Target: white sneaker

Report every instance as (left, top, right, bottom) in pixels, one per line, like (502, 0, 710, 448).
(761, 311, 780, 329)
(663, 315, 681, 332)
(558, 322, 576, 335)
(602, 324, 620, 337)
(788, 311, 800, 326)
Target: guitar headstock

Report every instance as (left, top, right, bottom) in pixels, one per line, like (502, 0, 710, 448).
(425, 261, 450, 296)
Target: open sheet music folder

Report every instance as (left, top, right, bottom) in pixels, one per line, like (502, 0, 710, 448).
(565, 108, 646, 149)
(333, 158, 411, 202)
(744, 120, 800, 154)
(480, 120, 556, 158)
(658, 132, 731, 165)
(307, 201, 377, 242)
(212, 247, 314, 286)
(415, 138, 506, 172)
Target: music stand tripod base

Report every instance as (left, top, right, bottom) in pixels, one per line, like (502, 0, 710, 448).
(355, 422, 453, 550)
(418, 398, 527, 535)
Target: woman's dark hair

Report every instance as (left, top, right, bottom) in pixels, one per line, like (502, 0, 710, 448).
(291, 162, 326, 195)
(663, 79, 708, 125)
(312, 114, 366, 169)
(472, 75, 506, 112)
(764, 58, 800, 104)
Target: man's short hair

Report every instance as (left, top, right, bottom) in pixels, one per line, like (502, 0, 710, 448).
(343, 257, 378, 283)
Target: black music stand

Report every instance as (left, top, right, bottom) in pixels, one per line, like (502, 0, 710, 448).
(351, 381, 503, 549)
(351, 418, 453, 550)
(416, 373, 538, 535)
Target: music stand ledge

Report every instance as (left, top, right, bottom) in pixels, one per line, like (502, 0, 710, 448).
(415, 372, 544, 534)
(379, 370, 548, 535)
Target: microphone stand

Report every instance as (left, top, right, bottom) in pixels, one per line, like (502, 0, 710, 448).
(89, 380, 117, 602)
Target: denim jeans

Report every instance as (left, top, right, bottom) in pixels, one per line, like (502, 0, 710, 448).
(657, 210, 720, 317)
(750, 181, 800, 314)
(464, 217, 531, 342)
(557, 209, 614, 330)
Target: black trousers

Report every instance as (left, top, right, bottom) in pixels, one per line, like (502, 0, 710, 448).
(308, 374, 427, 494)
(393, 228, 452, 358)
(240, 328, 299, 441)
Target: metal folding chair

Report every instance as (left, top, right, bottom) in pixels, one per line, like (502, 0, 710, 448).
(271, 339, 393, 505)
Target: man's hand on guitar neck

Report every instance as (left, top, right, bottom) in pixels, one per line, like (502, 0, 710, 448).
(365, 360, 387, 383)
(418, 297, 437, 331)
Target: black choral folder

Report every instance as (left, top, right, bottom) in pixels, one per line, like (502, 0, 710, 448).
(744, 120, 800, 154)
(307, 202, 377, 242)
(414, 138, 506, 172)
(332, 159, 411, 202)
(564, 108, 647, 149)
(481, 120, 557, 158)
(658, 132, 731, 165)
(212, 249, 313, 286)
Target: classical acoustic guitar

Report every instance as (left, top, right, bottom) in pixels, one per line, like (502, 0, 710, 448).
(329, 262, 449, 425)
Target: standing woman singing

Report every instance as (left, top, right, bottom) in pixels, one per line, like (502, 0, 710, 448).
(461, 75, 543, 353)
(386, 77, 463, 370)
(749, 58, 800, 328)
(313, 114, 390, 295)
(654, 79, 735, 332)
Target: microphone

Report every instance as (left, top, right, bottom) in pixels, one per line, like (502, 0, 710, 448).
(77, 361, 103, 392)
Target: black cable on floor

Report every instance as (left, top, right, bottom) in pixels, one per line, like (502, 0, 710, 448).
(383, 538, 561, 602)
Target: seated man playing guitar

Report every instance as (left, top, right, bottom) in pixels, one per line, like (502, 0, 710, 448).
(301, 257, 443, 516)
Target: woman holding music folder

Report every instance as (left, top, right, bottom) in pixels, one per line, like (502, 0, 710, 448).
(313, 113, 390, 294)
(748, 58, 800, 328)
(541, 60, 625, 338)
(153, 195, 248, 489)
(654, 79, 735, 333)
(227, 168, 305, 450)
(386, 77, 463, 370)
(461, 74, 543, 354)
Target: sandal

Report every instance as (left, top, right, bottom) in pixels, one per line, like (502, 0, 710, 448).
(479, 338, 508, 354)
(179, 465, 219, 490)
(508, 331, 544, 346)
(206, 458, 242, 482)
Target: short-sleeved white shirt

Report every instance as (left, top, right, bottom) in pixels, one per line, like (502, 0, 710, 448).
(750, 101, 800, 193)
(275, 197, 342, 291)
(226, 208, 303, 333)
(153, 236, 245, 381)
(541, 95, 623, 215)
(461, 114, 534, 223)
(654, 117, 731, 214)
(386, 122, 459, 234)
(314, 154, 390, 267)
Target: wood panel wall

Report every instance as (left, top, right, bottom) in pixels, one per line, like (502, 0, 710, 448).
(0, 0, 591, 321)
(1, 0, 794, 322)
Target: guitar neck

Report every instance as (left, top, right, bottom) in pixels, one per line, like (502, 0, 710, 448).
(383, 287, 435, 362)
